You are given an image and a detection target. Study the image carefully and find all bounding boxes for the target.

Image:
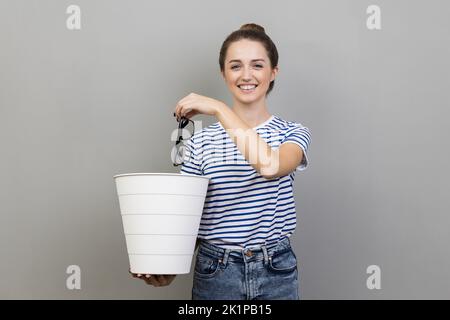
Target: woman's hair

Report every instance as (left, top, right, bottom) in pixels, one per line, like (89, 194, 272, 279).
(219, 23, 279, 96)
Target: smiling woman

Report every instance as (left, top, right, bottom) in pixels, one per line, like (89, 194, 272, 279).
(139, 23, 311, 300)
(219, 23, 279, 97)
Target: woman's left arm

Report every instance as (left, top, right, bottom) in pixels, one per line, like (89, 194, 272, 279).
(174, 93, 303, 179)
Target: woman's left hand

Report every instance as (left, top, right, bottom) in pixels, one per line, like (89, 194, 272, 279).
(173, 93, 226, 121)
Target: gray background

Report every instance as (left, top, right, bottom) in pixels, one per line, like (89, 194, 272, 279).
(1, 0, 449, 299)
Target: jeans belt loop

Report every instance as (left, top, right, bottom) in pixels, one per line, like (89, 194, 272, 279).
(221, 249, 231, 266)
(262, 245, 269, 266)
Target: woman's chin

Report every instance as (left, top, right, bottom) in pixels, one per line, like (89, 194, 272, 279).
(233, 93, 263, 104)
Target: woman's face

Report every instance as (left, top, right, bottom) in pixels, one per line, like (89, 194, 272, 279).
(222, 39, 278, 104)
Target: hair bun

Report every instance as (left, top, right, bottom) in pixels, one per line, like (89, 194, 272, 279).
(239, 23, 265, 34)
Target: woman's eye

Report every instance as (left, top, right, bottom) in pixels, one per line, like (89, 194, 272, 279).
(230, 64, 263, 70)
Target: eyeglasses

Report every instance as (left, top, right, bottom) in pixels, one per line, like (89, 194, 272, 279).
(171, 116, 195, 166)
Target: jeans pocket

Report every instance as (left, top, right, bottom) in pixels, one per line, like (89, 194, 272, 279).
(194, 252, 220, 279)
(267, 248, 297, 274)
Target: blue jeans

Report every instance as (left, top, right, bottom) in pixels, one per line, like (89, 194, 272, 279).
(192, 237, 300, 300)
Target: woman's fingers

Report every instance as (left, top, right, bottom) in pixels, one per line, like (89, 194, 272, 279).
(174, 101, 194, 120)
(174, 105, 184, 120)
(146, 275, 162, 286)
(155, 275, 169, 286)
(174, 106, 179, 120)
(137, 274, 161, 286)
(144, 274, 157, 286)
(129, 271, 175, 287)
(181, 107, 193, 118)
(174, 103, 185, 120)
(129, 269, 140, 278)
(158, 275, 176, 286)
(129, 270, 153, 282)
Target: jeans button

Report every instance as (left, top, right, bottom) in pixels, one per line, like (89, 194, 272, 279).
(245, 250, 253, 257)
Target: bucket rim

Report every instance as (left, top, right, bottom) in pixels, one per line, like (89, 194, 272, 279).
(113, 172, 209, 180)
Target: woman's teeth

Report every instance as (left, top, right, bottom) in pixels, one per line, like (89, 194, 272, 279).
(238, 85, 257, 92)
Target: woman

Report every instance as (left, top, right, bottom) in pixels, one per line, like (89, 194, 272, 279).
(132, 23, 311, 300)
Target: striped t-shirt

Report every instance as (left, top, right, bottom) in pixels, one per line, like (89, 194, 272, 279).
(180, 114, 311, 250)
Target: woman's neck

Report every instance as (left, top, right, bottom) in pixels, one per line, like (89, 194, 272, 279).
(231, 100, 271, 128)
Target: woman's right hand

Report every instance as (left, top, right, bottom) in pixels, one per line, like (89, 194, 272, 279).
(129, 269, 176, 287)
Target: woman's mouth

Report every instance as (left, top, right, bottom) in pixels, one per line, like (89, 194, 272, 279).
(237, 84, 258, 94)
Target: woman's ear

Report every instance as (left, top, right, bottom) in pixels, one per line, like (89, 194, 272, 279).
(270, 66, 279, 82)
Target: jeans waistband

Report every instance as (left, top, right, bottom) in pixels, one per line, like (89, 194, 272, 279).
(197, 237, 292, 266)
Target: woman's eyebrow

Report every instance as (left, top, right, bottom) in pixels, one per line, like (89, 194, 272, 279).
(228, 59, 265, 64)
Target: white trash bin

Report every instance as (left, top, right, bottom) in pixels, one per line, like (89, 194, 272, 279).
(113, 173, 209, 274)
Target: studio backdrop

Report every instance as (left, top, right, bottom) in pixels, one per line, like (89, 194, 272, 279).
(0, 0, 449, 299)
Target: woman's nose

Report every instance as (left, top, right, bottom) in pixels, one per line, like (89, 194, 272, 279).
(241, 66, 253, 80)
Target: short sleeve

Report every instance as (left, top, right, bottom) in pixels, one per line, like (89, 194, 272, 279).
(281, 124, 311, 171)
(179, 135, 203, 176)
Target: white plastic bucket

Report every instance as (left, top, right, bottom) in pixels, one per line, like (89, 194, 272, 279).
(113, 173, 209, 274)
